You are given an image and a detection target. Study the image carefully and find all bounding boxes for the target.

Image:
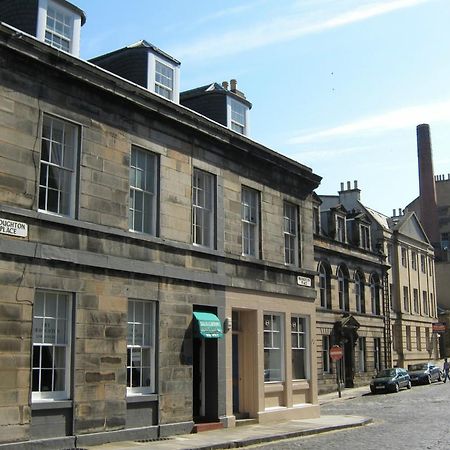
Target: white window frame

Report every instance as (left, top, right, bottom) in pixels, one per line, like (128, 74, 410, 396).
(360, 224, 371, 250)
(32, 290, 72, 402)
(228, 97, 248, 135)
(192, 168, 215, 248)
(39, 114, 79, 218)
(154, 59, 174, 100)
(283, 201, 298, 266)
(263, 313, 284, 383)
(291, 315, 308, 380)
(127, 299, 156, 395)
(36, 0, 82, 56)
(241, 186, 260, 257)
(129, 146, 158, 235)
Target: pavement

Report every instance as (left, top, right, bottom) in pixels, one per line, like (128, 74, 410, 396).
(86, 386, 372, 450)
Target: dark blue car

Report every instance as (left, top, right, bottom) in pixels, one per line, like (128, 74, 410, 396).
(370, 368, 411, 394)
(408, 363, 442, 385)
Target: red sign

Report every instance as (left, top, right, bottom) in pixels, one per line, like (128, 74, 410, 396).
(330, 345, 343, 361)
(432, 322, 447, 333)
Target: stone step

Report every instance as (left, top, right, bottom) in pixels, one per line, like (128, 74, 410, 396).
(192, 422, 224, 433)
(236, 418, 258, 427)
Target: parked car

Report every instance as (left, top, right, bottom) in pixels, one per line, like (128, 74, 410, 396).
(370, 368, 411, 394)
(408, 363, 442, 385)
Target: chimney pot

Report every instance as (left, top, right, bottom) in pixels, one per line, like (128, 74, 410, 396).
(393, 209, 396, 216)
(222, 81, 229, 90)
(399, 208, 402, 215)
(230, 79, 237, 91)
(340, 182, 344, 191)
(354, 180, 358, 189)
(347, 181, 351, 190)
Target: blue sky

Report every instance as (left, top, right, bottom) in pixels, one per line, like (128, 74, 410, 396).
(75, 0, 450, 215)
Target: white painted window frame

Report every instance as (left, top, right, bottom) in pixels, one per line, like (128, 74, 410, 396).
(283, 201, 298, 266)
(227, 97, 249, 136)
(147, 53, 180, 103)
(129, 146, 158, 235)
(32, 290, 72, 402)
(37, 0, 82, 56)
(127, 299, 156, 395)
(38, 113, 79, 218)
(241, 186, 260, 257)
(291, 315, 309, 380)
(263, 313, 284, 383)
(192, 168, 216, 248)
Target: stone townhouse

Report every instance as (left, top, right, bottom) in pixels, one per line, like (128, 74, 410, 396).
(0, 1, 322, 448)
(312, 184, 388, 394)
(371, 209, 439, 368)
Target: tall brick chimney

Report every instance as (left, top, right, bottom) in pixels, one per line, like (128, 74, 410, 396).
(417, 124, 440, 247)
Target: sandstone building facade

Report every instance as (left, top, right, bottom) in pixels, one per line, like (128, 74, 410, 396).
(0, 3, 321, 448)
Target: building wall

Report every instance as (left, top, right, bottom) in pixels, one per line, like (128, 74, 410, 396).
(0, 26, 319, 447)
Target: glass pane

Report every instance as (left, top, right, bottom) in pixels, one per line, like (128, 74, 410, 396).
(34, 296, 44, 316)
(142, 367, 151, 387)
(57, 296, 67, 318)
(291, 334, 298, 348)
(142, 348, 151, 366)
(273, 332, 281, 348)
(47, 166, 60, 190)
(41, 140, 50, 162)
(263, 315, 271, 330)
(32, 346, 41, 368)
(263, 332, 271, 348)
(41, 346, 53, 368)
(44, 318, 56, 343)
(54, 369, 65, 391)
(134, 323, 143, 346)
(42, 119, 51, 139)
(127, 323, 133, 344)
(32, 369, 40, 391)
(40, 369, 52, 391)
(33, 318, 44, 342)
(272, 315, 280, 331)
(45, 293, 57, 313)
(54, 346, 65, 368)
(56, 319, 66, 344)
(292, 349, 306, 379)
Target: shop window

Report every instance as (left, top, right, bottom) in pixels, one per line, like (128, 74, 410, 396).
(291, 316, 307, 380)
(263, 313, 283, 382)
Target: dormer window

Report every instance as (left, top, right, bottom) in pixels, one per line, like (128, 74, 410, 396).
(45, 4, 72, 52)
(155, 60, 174, 100)
(230, 98, 246, 134)
(36, 0, 84, 57)
(360, 224, 371, 250)
(336, 215, 346, 242)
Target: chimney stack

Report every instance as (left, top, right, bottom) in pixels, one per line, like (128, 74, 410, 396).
(417, 124, 440, 247)
(230, 79, 237, 92)
(222, 81, 229, 90)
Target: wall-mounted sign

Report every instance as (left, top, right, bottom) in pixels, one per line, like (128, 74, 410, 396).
(0, 217, 28, 238)
(432, 322, 447, 333)
(297, 275, 312, 287)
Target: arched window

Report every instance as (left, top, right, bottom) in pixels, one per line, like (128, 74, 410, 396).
(355, 271, 365, 314)
(370, 274, 381, 315)
(318, 262, 331, 309)
(337, 265, 349, 312)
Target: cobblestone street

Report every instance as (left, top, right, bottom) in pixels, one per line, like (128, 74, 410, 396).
(249, 382, 450, 450)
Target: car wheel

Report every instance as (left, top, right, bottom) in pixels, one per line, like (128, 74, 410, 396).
(407, 381, 412, 389)
(370, 387, 376, 394)
(427, 375, 432, 384)
(394, 383, 399, 393)
(438, 373, 442, 382)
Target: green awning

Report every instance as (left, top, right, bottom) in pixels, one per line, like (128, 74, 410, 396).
(193, 312, 223, 339)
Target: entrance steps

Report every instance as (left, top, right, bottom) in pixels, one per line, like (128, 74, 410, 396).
(192, 422, 224, 433)
(236, 418, 258, 427)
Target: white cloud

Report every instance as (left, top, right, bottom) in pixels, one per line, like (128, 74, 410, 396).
(287, 99, 450, 144)
(171, 0, 430, 60)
